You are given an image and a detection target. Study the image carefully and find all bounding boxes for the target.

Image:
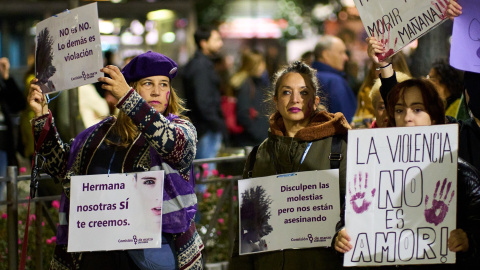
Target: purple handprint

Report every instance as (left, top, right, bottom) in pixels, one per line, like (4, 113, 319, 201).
(349, 172, 376, 214)
(424, 178, 455, 226)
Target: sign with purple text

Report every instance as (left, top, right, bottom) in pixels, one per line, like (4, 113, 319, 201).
(450, 0, 480, 73)
(68, 171, 164, 252)
(238, 170, 340, 255)
(344, 124, 458, 266)
(353, 0, 449, 61)
(35, 2, 102, 94)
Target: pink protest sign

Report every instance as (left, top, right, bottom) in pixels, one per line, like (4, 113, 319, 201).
(450, 0, 480, 73)
(354, 0, 449, 61)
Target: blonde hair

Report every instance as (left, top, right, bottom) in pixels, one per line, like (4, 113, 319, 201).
(369, 71, 412, 108)
(230, 51, 265, 90)
(107, 82, 188, 147)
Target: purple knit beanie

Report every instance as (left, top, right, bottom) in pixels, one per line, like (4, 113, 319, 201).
(121, 51, 178, 83)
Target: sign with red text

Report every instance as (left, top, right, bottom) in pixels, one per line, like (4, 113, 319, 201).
(238, 170, 340, 255)
(450, 0, 480, 73)
(344, 124, 458, 266)
(35, 2, 102, 94)
(68, 171, 164, 252)
(354, 0, 449, 61)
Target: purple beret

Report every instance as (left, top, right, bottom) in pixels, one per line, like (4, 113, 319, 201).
(121, 51, 178, 84)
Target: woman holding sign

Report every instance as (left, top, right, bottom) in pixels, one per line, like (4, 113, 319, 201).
(334, 29, 480, 267)
(28, 51, 203, 270)
(229, 61, 351, 270)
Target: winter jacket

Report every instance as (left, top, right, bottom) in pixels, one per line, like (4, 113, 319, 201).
(230, 110, 351, 270)
(182, 50, 225, 138)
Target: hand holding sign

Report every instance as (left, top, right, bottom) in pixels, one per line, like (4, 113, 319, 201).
(448, 228, 469, 252)
(334, 228, 352, 254)
(424, 178, 455, 226)
(99, 65, 131, 100)
(27, 78, 49, 118)
(349, 172, 376, 214)
(447, 0, 462, 20)
(431, 0, 450, 20)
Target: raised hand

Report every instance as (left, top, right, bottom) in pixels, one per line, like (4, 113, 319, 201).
(424, 178, 455, 226)
(27, 78, 49, 117)
(98, 65, 131, 100)
(349, 172, 376, 214)
(447, 0, 462, 20)
(373, 26, 397, 62)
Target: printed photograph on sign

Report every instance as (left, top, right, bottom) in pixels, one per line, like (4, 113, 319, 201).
(343, 125, 458, 267)
(353, 0, 449, 61)
(68, 171, 164, 252)
(34, 2, 102, 93)
(238, 170, 340, 255)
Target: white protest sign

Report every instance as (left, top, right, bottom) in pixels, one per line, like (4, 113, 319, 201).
(238, 170, 340, 255)
(353, 0, 449, 61)
(344, 124, 458, 266)
(35, 2, 102, 94)
(68, 171, 164, 252)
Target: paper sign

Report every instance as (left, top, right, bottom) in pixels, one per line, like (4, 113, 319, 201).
(344, 124, 458, 266)
(35, 2, 102, 94)
(238, 170, 340, 255)
(354, 0, 449, 61)
(68, 171, 164, 252)
(450, 0, 480, 73)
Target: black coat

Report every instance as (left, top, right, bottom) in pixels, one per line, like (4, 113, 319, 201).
(0, 76, 26, 165)
(182, 50, 225, 138)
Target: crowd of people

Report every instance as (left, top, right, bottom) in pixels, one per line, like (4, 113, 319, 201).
(0, 0, 479, 269)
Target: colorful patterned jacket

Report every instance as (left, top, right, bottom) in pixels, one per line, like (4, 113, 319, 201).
(33, 89, 203, 269)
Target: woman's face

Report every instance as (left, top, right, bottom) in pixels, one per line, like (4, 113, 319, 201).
(134, 172, 163, 225)
(373, 99, 388, 128)
(274, 72, 319, 128)
(137, 75, 171, 113)
(394, 86, 432, 127)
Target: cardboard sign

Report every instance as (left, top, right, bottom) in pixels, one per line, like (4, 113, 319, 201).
(238, 170, 340, 255)
(450, 0, 480, 73)
(35, 2, 102, 94)
(68, 171, 164, 252)
(354, 0, 449, 61)
(344, 125, 458, 266)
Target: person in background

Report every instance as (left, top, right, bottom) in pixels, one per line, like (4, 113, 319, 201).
(182, 26, 225, 162)
(230, 61, 350, 270)
(28, 51, 203, 269)
(229, 50, 269, 147)
(369, 71, 411, 128)
(312, 35, 357, 123)
(0, 57, 26, 200)
(353, 51, 411, 128)
(427, 59, 463, 118)
(300, 51, 314, 67)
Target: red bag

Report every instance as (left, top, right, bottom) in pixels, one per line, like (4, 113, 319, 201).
(221, 96, 244, 134)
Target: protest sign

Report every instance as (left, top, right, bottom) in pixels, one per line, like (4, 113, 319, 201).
(68, 171, 164, 252)
(450, 0, 480, 73)
(344, 124, 458, 266)
(354, 0, 449, 61)
(35, 2, 102, 94)
(238, 170, 340, 255)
